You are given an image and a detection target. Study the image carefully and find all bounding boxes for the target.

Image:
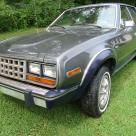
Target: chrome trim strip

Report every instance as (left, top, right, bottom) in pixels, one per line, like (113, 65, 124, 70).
(80, 48, 111, 86)
(0, 75, 79, 101)
(33, 97, 46, 108)
(33, 86, 79, 101)
(0, 83, 78, 101)
(116, 4, 120, 29)
(0, 86, 25, 100)
(0, 76, 49, 95)
(0, 86, 47, 108)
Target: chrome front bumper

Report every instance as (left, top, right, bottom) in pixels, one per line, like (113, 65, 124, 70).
(0, 76, 79, 108)
(0, 75, 48, 108)
(0, 86, 47, 108)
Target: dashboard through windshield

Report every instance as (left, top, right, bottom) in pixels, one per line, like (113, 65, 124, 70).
(50, 5, 116, 29)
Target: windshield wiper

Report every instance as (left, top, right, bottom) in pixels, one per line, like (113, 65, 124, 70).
(70, 23, 102, 29)
(85, 24, 102, 29)
(50, 25, 66, 29)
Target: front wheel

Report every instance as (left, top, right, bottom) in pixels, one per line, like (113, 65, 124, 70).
(81, 66, 111, 118)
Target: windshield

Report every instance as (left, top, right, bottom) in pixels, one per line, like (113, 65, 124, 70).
(50, 5, 116, 29)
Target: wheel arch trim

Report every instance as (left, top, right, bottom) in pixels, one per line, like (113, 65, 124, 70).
(80, 48, 117, 86)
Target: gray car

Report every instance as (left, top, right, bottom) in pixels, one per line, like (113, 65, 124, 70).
(0, 3, 136, 117)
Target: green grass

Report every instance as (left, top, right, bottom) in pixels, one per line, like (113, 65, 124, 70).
(0, 28, 45, 40)
(0, 29, 136, 136)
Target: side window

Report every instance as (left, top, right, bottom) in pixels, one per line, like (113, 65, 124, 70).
(127, 6, 136, 24)
(120, 6, 133, 26)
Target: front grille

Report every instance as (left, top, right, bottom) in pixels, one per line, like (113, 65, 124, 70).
(0, 57, 26, 80)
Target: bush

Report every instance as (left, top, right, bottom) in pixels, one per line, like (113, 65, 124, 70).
(0, 0, 75, 32)
(1, 0, 135, 32)
(0, 6, 17, 32)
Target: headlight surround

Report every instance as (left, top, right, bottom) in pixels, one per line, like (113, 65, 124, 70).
(28, 63, 41, 75)
(43, 64, 56, 79)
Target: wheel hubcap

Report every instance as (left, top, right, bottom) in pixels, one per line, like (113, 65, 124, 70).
(98, 72, 111, 112)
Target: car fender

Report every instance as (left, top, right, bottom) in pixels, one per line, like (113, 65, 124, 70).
(75, 48, 117, 99)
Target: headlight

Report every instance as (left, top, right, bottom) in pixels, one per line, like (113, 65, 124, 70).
(29, 63, 41, 75)
(43, 65, 56, 78)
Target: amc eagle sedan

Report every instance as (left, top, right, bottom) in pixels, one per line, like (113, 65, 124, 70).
(0, 3, 136, 117)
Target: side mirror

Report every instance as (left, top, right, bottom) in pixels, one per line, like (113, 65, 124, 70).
(124, 21, 135, 27)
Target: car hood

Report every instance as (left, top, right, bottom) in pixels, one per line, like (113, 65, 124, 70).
(0, 28, 113, 61)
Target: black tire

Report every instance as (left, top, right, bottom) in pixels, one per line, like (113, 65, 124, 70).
(81, 66, 111, 118)
(133, 57, 136, 60)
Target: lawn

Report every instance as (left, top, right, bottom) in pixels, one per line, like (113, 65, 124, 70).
(0, 29, 136, 136)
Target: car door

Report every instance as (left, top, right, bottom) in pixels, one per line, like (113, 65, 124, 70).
(127, 6, 136, 49)
(115, 5, 136, 68)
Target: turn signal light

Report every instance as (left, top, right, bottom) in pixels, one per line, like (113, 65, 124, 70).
(67, 67, 81, 77)
(26, 74, 56, 86)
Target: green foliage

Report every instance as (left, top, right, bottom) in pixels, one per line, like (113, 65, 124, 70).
(0, 0, 75, 32)
(0, 0, 136, 32)
(0, 5, 29, 32)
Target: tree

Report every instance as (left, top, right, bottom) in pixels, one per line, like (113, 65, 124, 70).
(92, 0, 97, 4)
(74, 0, 91, 5)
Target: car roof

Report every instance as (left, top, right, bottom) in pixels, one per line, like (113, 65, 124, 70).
(68, 3, 135, 11)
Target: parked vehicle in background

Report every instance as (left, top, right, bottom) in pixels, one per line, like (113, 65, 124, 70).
(0, 3, 136, 117)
